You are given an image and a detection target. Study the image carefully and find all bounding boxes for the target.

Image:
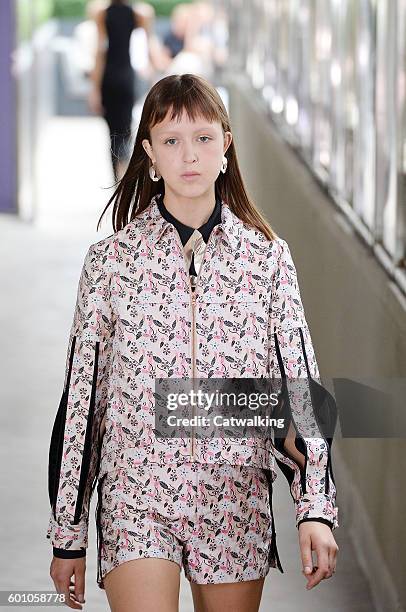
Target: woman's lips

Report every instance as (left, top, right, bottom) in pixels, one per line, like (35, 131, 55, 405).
(181, 173, 201, 180)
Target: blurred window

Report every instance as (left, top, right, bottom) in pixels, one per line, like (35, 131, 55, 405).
(220, 0, 406, 293)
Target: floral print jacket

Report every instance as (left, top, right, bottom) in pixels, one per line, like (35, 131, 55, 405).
(46, 193, 339, 557)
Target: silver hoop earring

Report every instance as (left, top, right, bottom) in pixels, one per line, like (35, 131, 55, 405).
(149, 164, 161, 182)
(220, 156, 228, 174)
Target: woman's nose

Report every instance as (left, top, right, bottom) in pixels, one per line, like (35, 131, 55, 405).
(183, 143, 198, 163)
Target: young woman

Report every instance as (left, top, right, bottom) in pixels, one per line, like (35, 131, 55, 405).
(88, 0, 152, 181)
(47, 73, 339, 611)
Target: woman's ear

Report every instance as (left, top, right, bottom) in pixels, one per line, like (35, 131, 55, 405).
(142, 139, 154, 162)
(223, 131, 233, 154)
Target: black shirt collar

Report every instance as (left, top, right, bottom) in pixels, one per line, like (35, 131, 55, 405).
(156, 192, 222, 246)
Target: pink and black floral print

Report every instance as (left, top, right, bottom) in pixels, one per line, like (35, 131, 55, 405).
(95, 463, 278, 588)
(46, 193, 339, 559)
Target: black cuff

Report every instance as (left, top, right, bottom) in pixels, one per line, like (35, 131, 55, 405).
(53, 547, 86, 559)
(297, 518, 333, 530)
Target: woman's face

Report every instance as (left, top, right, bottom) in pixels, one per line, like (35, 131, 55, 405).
(142, 109, 232, 200)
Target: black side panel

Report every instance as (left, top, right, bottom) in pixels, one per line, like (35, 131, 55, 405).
(48, 336, 77, 518)
(272, 332, 308, 494)
(73, 341, 100, 524)
(298, 327, 338, 495)
(264, 469, 284, 573)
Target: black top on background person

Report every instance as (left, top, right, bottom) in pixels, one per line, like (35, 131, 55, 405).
(101, 1, 138, 180)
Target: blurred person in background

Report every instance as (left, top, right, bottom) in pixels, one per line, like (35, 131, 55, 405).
(189, 1, 228, 72)
(160, 2, 219, 80)
(73, 0, 107, 79)
(161, 4, 189, 62)
(144, 3, 192, 76)
(148, 2, 213, 80)
(88, 0, 153, 181)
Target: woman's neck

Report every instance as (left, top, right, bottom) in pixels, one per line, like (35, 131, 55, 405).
(161, 187, 217, 229)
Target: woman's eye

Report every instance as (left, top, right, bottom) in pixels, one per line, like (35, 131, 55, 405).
(164, 136, 212, 145)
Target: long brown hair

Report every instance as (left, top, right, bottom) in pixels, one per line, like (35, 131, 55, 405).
(97, 73, 277, 241)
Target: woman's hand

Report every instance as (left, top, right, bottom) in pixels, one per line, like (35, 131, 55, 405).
(88, 87, 103, 115)
(50, 556, 86, 609)
(298, 522, 339, 590)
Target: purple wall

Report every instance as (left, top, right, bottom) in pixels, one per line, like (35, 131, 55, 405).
(0, 0, 17, 214)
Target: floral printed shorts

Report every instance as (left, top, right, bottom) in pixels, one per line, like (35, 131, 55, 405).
(95, 462, 280, 588)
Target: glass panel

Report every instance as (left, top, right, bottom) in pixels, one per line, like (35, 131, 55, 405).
(264, 0, 283, 116)
(396, 0, 406, 263)
(353, 0, 376, 229)
(295, 0, 313, 152)
(375, 0, 398, 256)
(284, 0, 301, 136)
(247, 0, 267, 90)
(329, 0, 347, 199)
(311, 0, 333, 175)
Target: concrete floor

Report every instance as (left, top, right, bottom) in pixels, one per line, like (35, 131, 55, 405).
(0, 116, 376, 611)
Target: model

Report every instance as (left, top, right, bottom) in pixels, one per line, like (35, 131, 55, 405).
(47, 73, 339, 611)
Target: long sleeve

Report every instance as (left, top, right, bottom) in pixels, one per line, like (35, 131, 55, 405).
(46, 239, 116, 555)
(269, 238, 339, 530)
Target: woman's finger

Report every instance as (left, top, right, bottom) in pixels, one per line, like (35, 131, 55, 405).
(74, 565, 86, 604)
(299, 532, 313, 576)
(328, 542, 338, 575)
(54, 580, 83, 610)
(306, 545, 330, 589)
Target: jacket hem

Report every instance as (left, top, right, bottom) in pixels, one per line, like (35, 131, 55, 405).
(99, 442, 278, 480)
